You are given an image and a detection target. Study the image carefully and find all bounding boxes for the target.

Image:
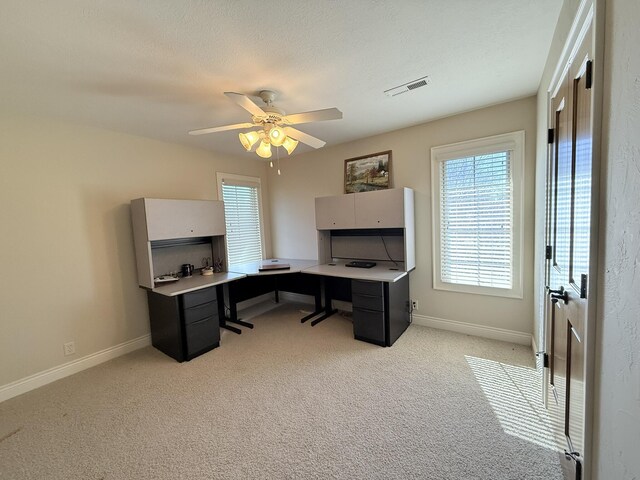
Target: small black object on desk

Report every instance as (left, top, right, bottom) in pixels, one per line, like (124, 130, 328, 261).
(345, 261, 377, 268)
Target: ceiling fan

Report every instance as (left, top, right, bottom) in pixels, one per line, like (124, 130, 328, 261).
(188, 90, 343, 158)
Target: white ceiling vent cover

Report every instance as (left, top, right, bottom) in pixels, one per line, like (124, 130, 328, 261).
(384, 76, 430, 97)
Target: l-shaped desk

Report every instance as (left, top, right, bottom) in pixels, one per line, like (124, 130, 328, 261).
(147, 258, 411, 361)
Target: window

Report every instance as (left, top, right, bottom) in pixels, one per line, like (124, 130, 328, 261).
(216, 173, 264, 266)
(431, 131, 524, 298)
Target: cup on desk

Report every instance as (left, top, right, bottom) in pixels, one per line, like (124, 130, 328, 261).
(181, 264, 194, 277)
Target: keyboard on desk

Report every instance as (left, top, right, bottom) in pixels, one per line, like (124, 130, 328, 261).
(345, 261, 377, 268)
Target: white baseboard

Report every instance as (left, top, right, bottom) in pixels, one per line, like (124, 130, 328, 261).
(0, 334, 151, 404)
(411, 314, 532, 346)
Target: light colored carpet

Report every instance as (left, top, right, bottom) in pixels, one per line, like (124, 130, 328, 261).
(0, 303, 563, 479)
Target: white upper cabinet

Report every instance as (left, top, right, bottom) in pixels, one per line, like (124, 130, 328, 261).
(144, 199, 225, 241)
(315, 194, 356, 229)
(354, 188, 406, 228)
(316, 188, 411, 230)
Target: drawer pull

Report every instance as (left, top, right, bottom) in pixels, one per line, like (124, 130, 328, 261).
(189, 315, 215, 326)
(353, 306, 382, 314)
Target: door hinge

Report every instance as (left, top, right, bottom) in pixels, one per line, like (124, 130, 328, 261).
(580, 274, 588, 299)
(536, 351, 550, 368)
(547, 128, 555, 144)
(564, 450, 583, 479)
(545, 245, 552, 260)
(585, 60, 593, 89)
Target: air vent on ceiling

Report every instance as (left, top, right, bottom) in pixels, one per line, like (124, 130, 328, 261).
(384, 75, 430, 97)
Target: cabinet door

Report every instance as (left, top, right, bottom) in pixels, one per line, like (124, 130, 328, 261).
(354, 188, 405, 228)
(315, 194, 356, 229)
(145, 199, 225, 240)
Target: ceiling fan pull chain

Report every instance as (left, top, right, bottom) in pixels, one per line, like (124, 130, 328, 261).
(277, 147, 281, 175)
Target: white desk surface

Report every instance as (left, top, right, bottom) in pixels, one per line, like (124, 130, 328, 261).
(151, 272, 245, 296)
(303, 261, 408, 283)
(150, 259, 407, 296)
(228, 258, 318, 276)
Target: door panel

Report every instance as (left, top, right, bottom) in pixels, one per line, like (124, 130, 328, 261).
(567, 54, 593, 340)
(567, 323, 585, 456)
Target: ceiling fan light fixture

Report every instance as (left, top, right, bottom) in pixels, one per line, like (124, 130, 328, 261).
(282, 136, 299, 155)
(239, 130, 260, 151)
(268, 125, 286, 146)
(256, 140, 272, 158)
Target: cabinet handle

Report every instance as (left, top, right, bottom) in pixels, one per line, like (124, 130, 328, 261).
(189, 315, 216, 326)
(353, 306, 383, 314)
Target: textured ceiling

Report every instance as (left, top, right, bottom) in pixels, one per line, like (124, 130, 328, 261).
(0, 1, 562, 158)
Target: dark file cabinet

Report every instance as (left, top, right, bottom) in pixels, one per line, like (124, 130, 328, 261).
(147, 286, 221, 362)
(351, 275, 410, 347)
(352, 280, 386, 346)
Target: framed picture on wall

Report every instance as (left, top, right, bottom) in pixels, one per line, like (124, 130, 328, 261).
(344, 151, 392, 193)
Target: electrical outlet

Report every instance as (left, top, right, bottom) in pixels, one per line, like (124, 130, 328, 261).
(411, 300, 419, 311)
(63, 341, 75, 356)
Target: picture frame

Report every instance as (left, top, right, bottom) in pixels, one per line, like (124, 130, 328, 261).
(344, 150, 392, 193)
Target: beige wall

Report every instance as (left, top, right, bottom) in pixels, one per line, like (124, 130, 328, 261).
(267, 97, 537, 335)
(0, 113, 271, 387)
(595, 0, 640, 477)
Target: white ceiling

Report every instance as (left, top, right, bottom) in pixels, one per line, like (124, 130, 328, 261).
(0, 1, 562, 158)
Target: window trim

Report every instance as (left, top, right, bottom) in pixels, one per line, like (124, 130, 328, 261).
(216, 172, 265, 266)
(431, 131, 525, 299)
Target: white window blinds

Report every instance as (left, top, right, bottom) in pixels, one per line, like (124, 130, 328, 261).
(221, 180, 263, 266)
(439, 151, 513, 289)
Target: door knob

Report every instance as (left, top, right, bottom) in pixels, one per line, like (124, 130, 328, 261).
(550, 289, 569, 304)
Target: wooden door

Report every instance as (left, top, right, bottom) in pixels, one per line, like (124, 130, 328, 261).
(544, 23, 594, 480)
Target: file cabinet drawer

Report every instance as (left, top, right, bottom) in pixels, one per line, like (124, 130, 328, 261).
(351, 292, 384, 312)
(183, 287, 217, 309)
(352, 307, 385, 346)
(352, 280, 383, 297)
(183, 300, 218, 324)
(185, 315, 219, 357)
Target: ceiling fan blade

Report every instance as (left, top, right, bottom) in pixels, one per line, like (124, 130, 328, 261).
(188, 122, 254, 135)
(283, 108, 343, 125)
(283, 127, 326, 149)
(224, 92, 266, 117)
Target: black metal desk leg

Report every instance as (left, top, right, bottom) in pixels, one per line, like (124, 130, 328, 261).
(311, 309, 337, 326)
(311, 278, 337, 326)
(300, 310, 322, 323)
(300, 279, 325, 323)
(225, 283, 254, 329)
(216, 285, 242, 335)
(220, 323, 242, 334)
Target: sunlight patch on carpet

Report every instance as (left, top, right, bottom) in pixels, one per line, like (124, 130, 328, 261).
(465, 355, 565, 452)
